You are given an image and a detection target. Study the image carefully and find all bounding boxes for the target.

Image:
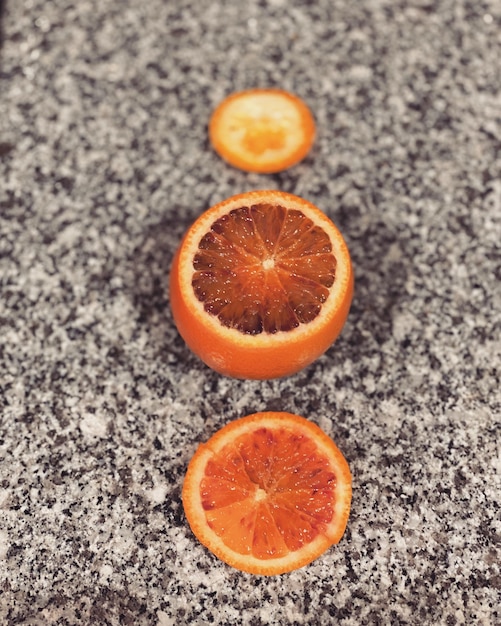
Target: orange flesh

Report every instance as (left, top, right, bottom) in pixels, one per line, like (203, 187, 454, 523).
(242, 121, 287, 154)
(200, 426, 336, 559)
(192, 204, 337, 334)
(209, 90, 315, 174)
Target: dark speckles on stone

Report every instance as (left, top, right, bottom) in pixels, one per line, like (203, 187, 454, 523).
(53, 176, 75, 193)
(0, 0, 499, 624)
(0, 142, 15, 157)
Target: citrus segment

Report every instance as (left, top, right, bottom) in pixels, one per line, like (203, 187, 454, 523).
(209, 89, 316, 173)
(182, 411, 352, 575)
(169, 190, 353, 379)
(192, 204, 335, 333)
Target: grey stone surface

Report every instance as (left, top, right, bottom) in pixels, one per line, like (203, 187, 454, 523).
(0, 0, 500, 624)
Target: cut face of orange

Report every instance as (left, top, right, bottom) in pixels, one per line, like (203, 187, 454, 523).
(182, 411, 352, 576)
(169, 190, 353, 380)
(209, 89, 316, 173)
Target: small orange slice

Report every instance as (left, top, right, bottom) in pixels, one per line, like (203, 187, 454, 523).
(209, 89, 316, 173)
(169, 190, 353, 379)
(182, 411, 352, 576)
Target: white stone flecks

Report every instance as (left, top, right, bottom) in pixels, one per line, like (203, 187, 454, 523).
(0, 0, 499, 624)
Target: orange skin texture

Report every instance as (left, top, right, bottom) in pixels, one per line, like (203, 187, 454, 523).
(169, 191, 354, 380)
(170, 248, 353, 379)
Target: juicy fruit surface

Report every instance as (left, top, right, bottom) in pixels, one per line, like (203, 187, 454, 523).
(182, 412, 352, 575)
(209, 89, 316, 173)
(169, 190, 354, 379)
(192, 203, 337, 335)
(201, 425, 337, 559)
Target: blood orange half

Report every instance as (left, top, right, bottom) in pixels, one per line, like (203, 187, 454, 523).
(182, 411, 352, 576)
(169, 190, 353, 379)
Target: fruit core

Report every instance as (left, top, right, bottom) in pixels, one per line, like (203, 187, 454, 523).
(243, 120, 287, 154)
(192, 204, 337, 335)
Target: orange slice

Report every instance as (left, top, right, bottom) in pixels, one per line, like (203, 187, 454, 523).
(182, 411, 352, 576)
(169, 190, 354, 380)
(209, 89, 316, 173)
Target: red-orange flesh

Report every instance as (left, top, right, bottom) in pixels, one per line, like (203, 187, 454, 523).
(169, 190, 354, 379)
(192, 203, 337, 334)
(182, 411, 352, 575)
(202, 425, 338, 558)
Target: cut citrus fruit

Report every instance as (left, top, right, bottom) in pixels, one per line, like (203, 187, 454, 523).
(182, 411, 352, 576)
(209, 89, 316, 173)
(169, 190, 353, 380)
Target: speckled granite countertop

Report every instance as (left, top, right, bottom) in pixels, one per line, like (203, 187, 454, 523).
(0, 0, 500, 624)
